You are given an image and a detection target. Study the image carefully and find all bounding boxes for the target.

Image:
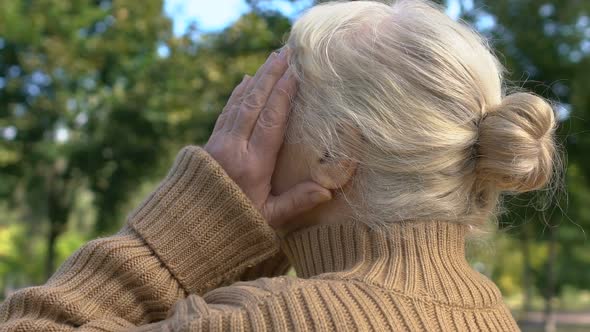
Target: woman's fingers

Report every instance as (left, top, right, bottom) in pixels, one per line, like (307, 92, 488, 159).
(212, 75, 250, 135)
(264, 181, 332, 228)
(223, 73, 256, 133)
(249, 68, 296, 156)
(220, 53, 274, 135)
(231, 49, 289, 139)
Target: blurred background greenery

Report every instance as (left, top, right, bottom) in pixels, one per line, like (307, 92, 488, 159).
(0, 0, 588, 331)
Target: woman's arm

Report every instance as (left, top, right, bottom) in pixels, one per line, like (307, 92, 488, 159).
(0, 146, 282, 331)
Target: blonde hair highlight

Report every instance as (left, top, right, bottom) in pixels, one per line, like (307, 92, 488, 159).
(285, 0, 559, 229)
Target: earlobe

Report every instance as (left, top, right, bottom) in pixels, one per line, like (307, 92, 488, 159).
(310, 155, 357, 190)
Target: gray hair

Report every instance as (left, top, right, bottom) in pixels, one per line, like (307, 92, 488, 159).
(285, 0, 558, 229)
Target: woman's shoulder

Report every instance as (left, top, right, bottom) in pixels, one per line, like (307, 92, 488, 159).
(196, 275, 518, 331)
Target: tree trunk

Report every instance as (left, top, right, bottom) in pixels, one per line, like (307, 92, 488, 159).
(45, 164, 72, 280)
(521, 225, 533, 319)
(543, 224, 558, 332)
(45, 219, 60, 279)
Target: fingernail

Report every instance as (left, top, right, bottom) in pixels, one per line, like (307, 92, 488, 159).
(311, 191, 332, 204)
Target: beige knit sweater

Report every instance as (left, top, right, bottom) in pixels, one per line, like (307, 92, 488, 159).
(0, 146, 519, 331)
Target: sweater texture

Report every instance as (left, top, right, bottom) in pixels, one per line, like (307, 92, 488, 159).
(0, 146, 519, 331)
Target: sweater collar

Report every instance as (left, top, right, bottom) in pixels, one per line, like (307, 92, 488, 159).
(280, 220, 502, 307)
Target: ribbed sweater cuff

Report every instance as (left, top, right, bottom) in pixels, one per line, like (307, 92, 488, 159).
(128, 146, 280, 295)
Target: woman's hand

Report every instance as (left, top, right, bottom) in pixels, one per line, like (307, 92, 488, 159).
(205, 49, 332, 228)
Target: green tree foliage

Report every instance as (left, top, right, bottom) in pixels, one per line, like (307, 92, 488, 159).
(0, 0, 291, 287)
(0, 0, 177, 279)
(1, 4, 589, 330)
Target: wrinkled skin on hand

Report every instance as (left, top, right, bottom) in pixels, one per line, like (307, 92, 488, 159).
(205, 49, 332, 229)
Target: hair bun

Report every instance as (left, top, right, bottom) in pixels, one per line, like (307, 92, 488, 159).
(476, 93, 557, 192)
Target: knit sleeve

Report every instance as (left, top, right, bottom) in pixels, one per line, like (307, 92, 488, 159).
(130, 277, 307, 332)
(0, 146, 284, 331)
(127, 146, 285, 294)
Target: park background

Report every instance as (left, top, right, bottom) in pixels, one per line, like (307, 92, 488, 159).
(0, 0, 589, 331)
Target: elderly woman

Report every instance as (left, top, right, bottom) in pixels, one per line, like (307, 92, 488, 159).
(0, 1, 557, 331)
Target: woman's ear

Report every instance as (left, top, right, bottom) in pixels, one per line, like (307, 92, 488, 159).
(310, 125, 361, 190)
(310, 150, 357, 190)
